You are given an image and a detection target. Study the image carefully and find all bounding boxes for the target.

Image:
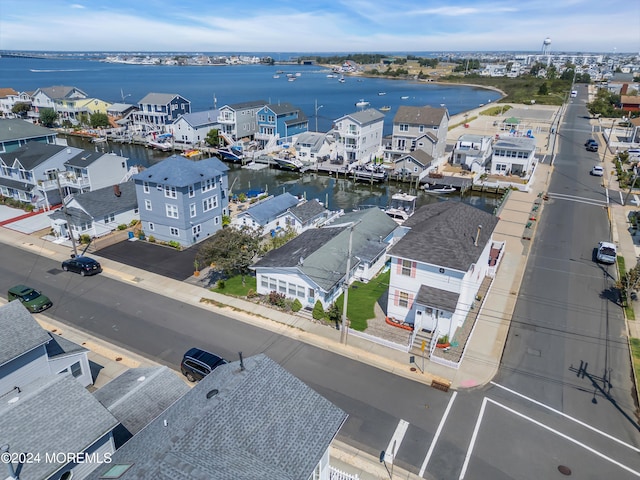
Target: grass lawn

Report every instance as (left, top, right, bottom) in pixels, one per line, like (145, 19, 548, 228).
(334, 270, 390, 331)
(212, 275, 256, 296)
(630, 338, 640, 395)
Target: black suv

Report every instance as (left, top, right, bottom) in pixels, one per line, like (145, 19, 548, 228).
(585, 139, 599, 152)
(180, 348, 227, 382)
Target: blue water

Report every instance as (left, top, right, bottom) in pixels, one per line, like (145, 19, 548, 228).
(1, 56, 501, 134)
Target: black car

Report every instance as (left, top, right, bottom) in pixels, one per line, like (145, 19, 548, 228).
(61, 256, 102, 276)
(180, 348, 227, 382)
(585, 139, 599, 152)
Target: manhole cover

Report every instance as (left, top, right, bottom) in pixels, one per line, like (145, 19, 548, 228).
(558, 465, 571, 476)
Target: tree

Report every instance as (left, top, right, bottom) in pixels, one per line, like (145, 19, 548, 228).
(312, 300, 325, 320)
(537, 82, 549, 95)
(205, 128, 221, 147)
(39, 108, 58, 127)
(196, 225, 261, 278)
(11, 103, 30, 117)
(618, 260, 640, 307)
(90, 112, 109, 128)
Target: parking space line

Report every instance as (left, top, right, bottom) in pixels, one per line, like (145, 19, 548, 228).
(384, 419, 409, 464)
(487, 398, 640, 477)
(419, 391, 457, 477)
(460, 396, 487, 479)
(491, 381, 640, 453)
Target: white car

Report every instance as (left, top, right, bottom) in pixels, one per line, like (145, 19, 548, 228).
(596, 241, 617, 264)
(591, 165, 604, 176)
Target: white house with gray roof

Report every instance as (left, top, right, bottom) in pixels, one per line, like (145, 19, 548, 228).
(294, 131, 334, 162)
(0, 300, 92, 398)
(490, 135, 537, 177)
(31, 85, 89, 123)
(332, 108, 385, 164)
(275, 198, 337, 234)
(172, 109, 220, 145)
(0, 118, 58, 153)
(0, 374, 118, 480)
(386, 202, 500, 351)
(385, 105, 449, 163)
(86, 354, 348, 480)
(253, 207, 397, 309)
(232, 192, 301, 236)
(133, 155, 229, 247)
(452, 134, 493, 172)
(49, 181, 138, 240)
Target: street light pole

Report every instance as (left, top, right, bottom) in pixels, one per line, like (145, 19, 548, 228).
(341, 220, 360, 344)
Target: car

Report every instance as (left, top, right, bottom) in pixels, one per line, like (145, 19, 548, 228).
(596, 241, 617, 264)
(7, 285, 53, 313)
(180, 347, 227, 382)
(591, 165, 604, 176)
(585, 139, 599, 152)
(61, 255, 102, 276)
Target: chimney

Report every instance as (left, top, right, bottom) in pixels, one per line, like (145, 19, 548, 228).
(113, 184, 121, 197)
(474, 225, 483, 247)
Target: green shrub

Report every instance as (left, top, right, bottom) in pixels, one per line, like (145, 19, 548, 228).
(291, 298, 302, 312)
(217, 280, 225, 289)
(167, 240, 181, 249)
(117, 224, 127, 230)
(148, 235, 156, 243)
(129, 219, 139, 226)
(79, 234, 92, 244)
(312, 300, 325, 320)
(268, 291, 286, 308)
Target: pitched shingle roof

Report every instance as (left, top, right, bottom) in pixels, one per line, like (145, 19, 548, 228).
(86, 355, 347, 480)
(49, 181, 137, 222)
(133, 155, 228, 188)
(239, 192, 300, 225)
(0, 374, 118, 480)
(388, 202, 498, 271)
(138, 92, 186, 105)
(174, 109, 219, 127)
(224, 100, 267, 111)
(0, 301, 51, 367)
(37, 85, 88, 100)
(0, 119, 55, 142)
(0, 140, 66, 170)
(337, 108, 385, 125)
(393, 105, 448, 126)
(288, 199, 327, 223)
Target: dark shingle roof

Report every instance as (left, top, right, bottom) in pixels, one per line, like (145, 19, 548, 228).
(45, 333, 88, 359)
(415, 284, 460, 312)
(0, 119, 55, 142)
(0, 374, 118, 480)
(240, 192, 299, 225)
(49, 182, 137, 221)
(138, 93, 185, 105)
(133, 155, 228, 188)
(224, 100, 267, 111)
(64, 150, 115, 167)
(37, 85, 87, 100)
(0, 301, 51, 367)
(1, 141, 66, 170)
(393, 105, 448, 126)
(288, 199, 326, 223)
(86, 354, 347, 480)
(94, 367, 189, 436)
(337, 108, 385, 125)
(388, 202, 498, 271)
(396, 149, 433, 167)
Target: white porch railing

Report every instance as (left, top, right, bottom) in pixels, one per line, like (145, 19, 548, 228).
(329, 466, 359, 480)
(347, 328, 409, 353)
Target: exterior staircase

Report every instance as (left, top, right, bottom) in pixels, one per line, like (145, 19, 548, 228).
(410, 328, 434, 357)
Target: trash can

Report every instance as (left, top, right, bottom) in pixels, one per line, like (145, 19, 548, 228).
(128, 231, 134, 239)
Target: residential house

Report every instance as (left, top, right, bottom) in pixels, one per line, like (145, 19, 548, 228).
(0, 88, 32, 118)
(216, 99, 266, 143)
(252, 208, 397, 309)
(172, 109, 220, 145)
(620, 95, 640, 113)
(0, 141, 129, 210)
(385, 106, 449, 163)
(130, 92, 191, 130)
(133, 155, 229, 247)
(0, 300, 92, 397)
(87, 354, 348, 480)
(393, 149, 433, 180)
(275, 198, 336, 234)
(256, 102, 308, 148)
(386, 202, 499, 349)
(0, 118, 58, 153)
(31, 85, 89, 124)
(332, 108, 385, 164)
(94, 366, 189, 448)
(232, 192, 301, 236)
(490, 135, 537, 177)
(106, 102, 138, 128)
(0, 374, 119, 480)
(294, 131, 334, 162)
(48, 182, 138, 240)
(452, 134, 493, 172)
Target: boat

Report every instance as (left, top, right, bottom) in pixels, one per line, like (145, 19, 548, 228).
(273, 152, 303, 171)
(326, 74, 336, 78)
(181, 149, 201, 158)
(422, 184, 456, 194)
(216, 146, 244, 162)
(380, 106, 391, 112)
(338, 75, 345, 83)
(273, 74, 280, 79)
(401, 96, 409, 100)
(385, 193, 417, 225)
(355, 99, 370, 108)
(92, 136, 108, 144)
(147, 140, 172, 151)
(378, 92, 386, 96)
(288, 76, 296, 82)
(351, 164, 387, 183)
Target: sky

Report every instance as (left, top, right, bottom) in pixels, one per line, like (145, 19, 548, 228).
(0, 0, 639, 54)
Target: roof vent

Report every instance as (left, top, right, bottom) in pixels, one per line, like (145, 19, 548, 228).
(114, 184, 121, 197)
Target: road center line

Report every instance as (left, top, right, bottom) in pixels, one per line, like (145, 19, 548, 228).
(419, 391, 457, 477)
(487, 398, 640, 477)
(384, 419, 409, 464)
(490, 381, 640, 453)
(459, 396, 487, 479)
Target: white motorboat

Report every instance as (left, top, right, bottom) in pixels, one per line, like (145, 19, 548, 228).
(385, 193, 417, 224)
(355, 99, 370, 108)
(422, 184, 456, 194)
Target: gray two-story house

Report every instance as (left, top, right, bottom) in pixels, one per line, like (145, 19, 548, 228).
(133, 155, 229, 247)
(0, 118, 58, 153)
(385, 105, 449, 162)
(217, 100, 266, 143)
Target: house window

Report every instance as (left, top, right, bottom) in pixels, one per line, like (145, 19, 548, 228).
(148, 222, 155, 231)
(70, 361, 82, 378)
(164, 185, 177, 198)
(170, 227, 179, 236)
(192, 224, 201, 235)
(269, 278, 277, 290)
(278, 280, 287, 293)
(399, 124, 408, 132)
(190, 203, 196, 217)
(419, 125, 425, 133)
(143, 181, 150, 193)
(166, 204, 179, 218)
(203, 197, 214, 212)
(399, 291, 409, 308)
(297, 286, 305, 298)
(188, 185, 195, 197)
(103, 213, 115, 223)
(289, 284, 297, 295)
(401, 259, 413, 276)
(214, 216, 220, 225)
(261, 276, 269, 288)
(201, 178, 216, 192)
(144, 199, 152, 211)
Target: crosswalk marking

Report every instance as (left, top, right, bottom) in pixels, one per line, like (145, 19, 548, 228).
(384, 419, 409, 464)
(546, 191, 608, 207)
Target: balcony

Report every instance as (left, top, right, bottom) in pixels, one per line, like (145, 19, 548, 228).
(217, 115, 235, 124)
(255, 131, 275, 140)
(39, 175, 91, 191)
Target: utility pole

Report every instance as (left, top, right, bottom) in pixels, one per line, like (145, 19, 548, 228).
(55, 171, 78, 258)
(341, 220, 360, 344)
